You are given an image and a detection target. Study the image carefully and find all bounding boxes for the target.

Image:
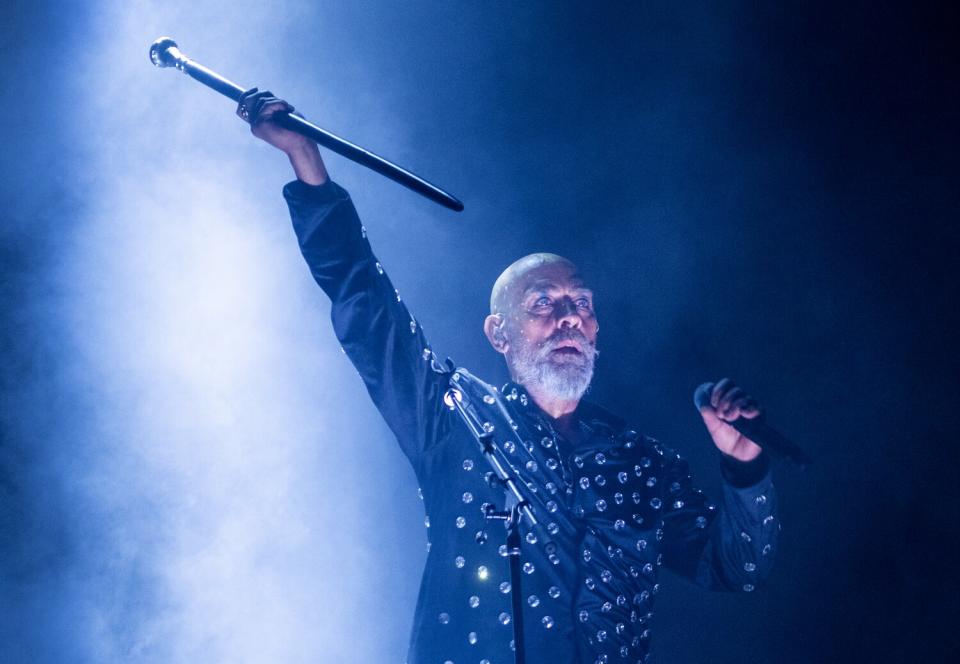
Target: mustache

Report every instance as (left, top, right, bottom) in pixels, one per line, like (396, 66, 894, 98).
(539, 329, 596, 355)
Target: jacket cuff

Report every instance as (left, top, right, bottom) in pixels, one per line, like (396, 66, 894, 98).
(282, 178, 346, 204)
(719, 451, 771, 489)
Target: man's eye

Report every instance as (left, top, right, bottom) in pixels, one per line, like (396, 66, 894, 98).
(533, 297, 551, 307)
(576, 298, 591, 309)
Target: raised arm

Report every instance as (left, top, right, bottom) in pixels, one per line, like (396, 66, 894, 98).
(239, 89, 451, 467)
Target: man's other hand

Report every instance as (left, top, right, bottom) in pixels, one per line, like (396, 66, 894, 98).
(698, 378, 764, 462)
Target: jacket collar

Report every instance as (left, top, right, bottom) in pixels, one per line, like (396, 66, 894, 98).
(501, 381, 627, 438)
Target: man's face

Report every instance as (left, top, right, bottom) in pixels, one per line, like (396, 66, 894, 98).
(499, 260, 599, 401)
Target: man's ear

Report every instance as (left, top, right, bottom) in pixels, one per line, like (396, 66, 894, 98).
(483, 314, 509, 354)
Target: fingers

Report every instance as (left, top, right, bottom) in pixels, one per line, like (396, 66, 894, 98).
(252, 101, 293, 126)
(710, 378, 734, 410)
(738, 397, 763, 420)
(719, 386, 745, 417)
(236, 87, 258, 121)
(248, 91, 292, 122)
(709, 378, 764, 421)
(236, 88, 294, 124)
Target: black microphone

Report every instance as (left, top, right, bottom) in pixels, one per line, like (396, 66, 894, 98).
(694, 382, 811, 469)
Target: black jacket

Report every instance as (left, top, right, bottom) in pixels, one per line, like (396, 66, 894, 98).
(284, 178, 778, 664)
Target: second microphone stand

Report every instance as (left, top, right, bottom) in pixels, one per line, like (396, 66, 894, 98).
(444, 371, 556, 664)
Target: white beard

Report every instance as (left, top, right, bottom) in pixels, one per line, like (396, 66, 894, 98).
(510, 330, 597, 401)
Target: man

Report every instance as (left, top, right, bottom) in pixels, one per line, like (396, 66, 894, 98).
(238, 89, 778, 664)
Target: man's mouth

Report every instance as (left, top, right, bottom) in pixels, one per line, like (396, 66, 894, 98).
(551, 346, 581, 355)
(548, 340, 584, 355)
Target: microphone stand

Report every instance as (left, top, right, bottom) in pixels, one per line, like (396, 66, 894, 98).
(485, 502, 527, 664)
(444, 371, 556, 664)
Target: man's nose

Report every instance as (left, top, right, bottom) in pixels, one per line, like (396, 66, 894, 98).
(556, 299, 582, 328)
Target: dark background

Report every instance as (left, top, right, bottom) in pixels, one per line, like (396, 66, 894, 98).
(2, 1, 957, 662)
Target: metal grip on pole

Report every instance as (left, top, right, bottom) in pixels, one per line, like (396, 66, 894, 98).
(149, 37, 464, 212)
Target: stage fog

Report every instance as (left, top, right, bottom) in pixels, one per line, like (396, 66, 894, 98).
(1, 1, 955, 663)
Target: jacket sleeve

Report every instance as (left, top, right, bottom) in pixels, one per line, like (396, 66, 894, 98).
(283, 178, 451, 468)
(658, 449, 778, 592)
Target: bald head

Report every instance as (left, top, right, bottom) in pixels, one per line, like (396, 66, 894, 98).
(490, 253, 580, 315)
(484, 253, 598, 410)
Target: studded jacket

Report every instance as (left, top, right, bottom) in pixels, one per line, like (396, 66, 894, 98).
(283, 179, 778, 664)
